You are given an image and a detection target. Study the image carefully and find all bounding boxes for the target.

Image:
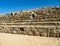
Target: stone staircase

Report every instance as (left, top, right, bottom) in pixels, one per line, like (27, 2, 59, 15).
(0, 6, 60, 37)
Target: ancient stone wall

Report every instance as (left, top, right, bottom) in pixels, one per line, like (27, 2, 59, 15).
(0, 7, 60, 38)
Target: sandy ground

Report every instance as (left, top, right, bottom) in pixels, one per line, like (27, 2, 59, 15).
(0, 33, 60, 46)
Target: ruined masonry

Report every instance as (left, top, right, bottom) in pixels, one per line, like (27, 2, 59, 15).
(0, 7, 60, 37)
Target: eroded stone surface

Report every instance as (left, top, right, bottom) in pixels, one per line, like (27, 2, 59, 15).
(0, 7, 60, 37)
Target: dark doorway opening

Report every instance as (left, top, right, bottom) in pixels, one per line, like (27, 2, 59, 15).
(20, 28, 24, 31)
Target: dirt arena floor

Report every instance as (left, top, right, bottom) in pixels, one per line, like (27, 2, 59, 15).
(0, 33, 60, 46)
